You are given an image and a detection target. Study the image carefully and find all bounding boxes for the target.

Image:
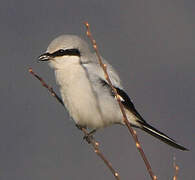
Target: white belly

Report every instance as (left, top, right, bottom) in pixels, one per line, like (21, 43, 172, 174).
(55, 63, 114, 129)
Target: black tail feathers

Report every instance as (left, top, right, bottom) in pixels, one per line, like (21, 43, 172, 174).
(138, 120, 189, 151)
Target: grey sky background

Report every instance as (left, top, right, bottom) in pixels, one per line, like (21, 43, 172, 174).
(0, 0, 194, 179)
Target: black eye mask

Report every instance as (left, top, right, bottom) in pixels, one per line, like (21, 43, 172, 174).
(50, 49, 81, 57)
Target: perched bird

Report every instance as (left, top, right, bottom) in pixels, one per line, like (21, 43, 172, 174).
(38, 34, 188, 151)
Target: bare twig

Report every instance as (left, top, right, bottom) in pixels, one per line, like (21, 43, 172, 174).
(29, 68, 64, 106)
(28, 68, 120, 180)
(84, 22, 157, 180)
(173, 156, 179, 180)
(78, 126, 120, 180)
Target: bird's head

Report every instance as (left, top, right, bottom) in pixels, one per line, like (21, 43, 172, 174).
(38, 35, 92, 69)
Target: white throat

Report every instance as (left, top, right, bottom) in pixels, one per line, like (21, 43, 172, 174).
(49, 56, 81, 70)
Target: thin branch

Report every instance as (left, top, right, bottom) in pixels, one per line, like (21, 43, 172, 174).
(173, 156, 179, 180)
(29, 68, 64, 106)
(28, 68, 120, 180)
(84, 22, 157, 180)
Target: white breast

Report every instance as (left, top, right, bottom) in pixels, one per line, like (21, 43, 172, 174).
(54, 60, 107, 129)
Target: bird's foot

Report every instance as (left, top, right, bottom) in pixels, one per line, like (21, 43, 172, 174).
(83, 129, 96, 143)
(75, 124, 96, 143)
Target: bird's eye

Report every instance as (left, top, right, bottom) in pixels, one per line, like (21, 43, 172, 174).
(58, 49, 65, 53)
(50, 49, 66, 57)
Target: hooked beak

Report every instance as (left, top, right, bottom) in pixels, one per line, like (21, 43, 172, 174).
(38, 52, 51, 62)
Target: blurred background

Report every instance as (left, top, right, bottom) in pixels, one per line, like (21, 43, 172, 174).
(0, 0, 194, 179)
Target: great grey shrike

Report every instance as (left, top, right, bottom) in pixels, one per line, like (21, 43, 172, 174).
(38, 34, 188, 151)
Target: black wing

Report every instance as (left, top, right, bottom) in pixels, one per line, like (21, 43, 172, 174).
(99, 79, 145, 121)
(99, 79, 189, 151)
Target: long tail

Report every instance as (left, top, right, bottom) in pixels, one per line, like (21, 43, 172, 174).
(138, 120, 189, 151)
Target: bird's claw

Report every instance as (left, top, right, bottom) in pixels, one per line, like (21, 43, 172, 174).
(83, 133, 94, 143)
